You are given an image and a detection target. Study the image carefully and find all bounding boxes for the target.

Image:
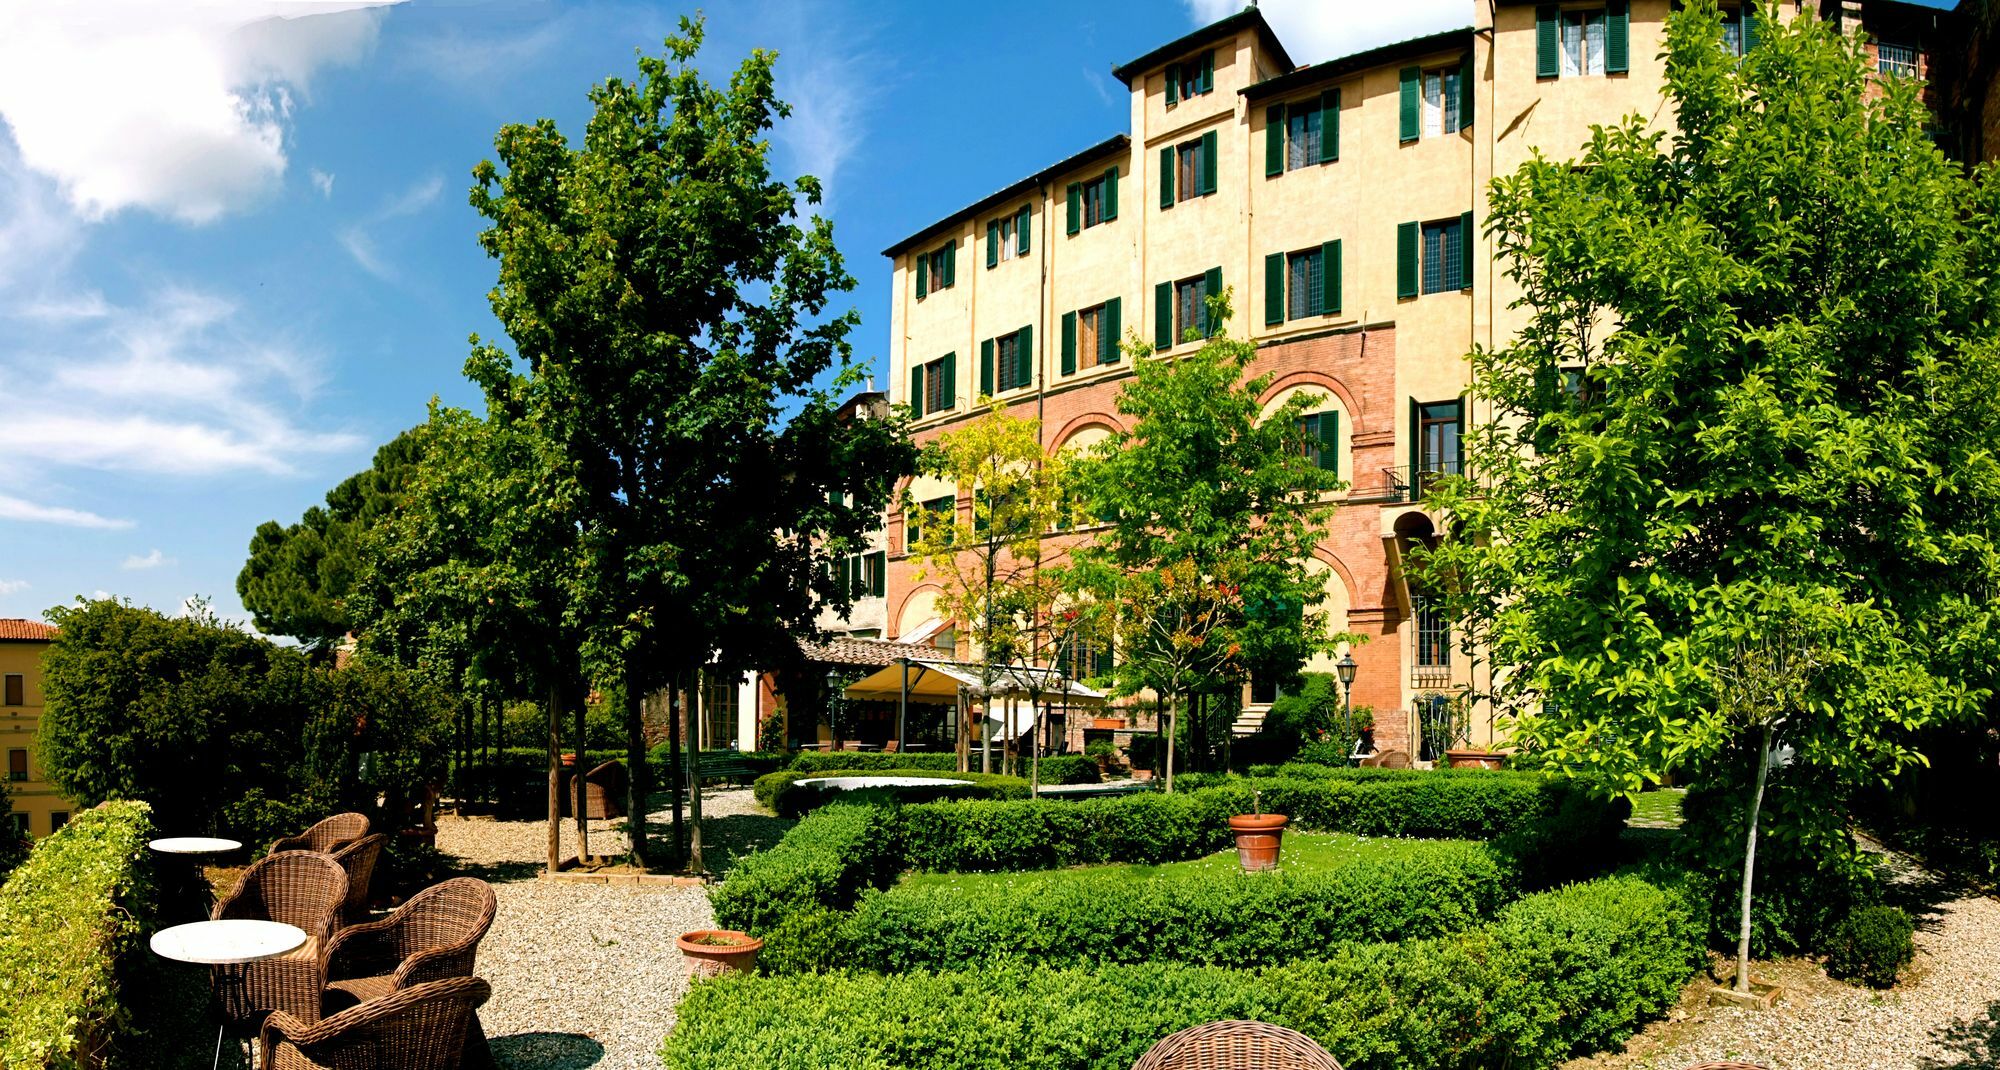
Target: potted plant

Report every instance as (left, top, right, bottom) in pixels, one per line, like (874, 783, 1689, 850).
(1085, 738, 1119, 773)
(677, 929, 765, 977)
(1228, 788, 1287, 872)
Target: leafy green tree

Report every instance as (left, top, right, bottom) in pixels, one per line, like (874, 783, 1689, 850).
(1070, 296, 1346, 792)
(1424, 0, 2000, 951)
(465, 18, 914, 868)
(237, 429, 426, 648)
(906, 399, 1073, 774)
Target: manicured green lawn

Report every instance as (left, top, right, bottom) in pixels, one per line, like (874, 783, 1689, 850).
(897, 831, 1472, 893)
(1629, 787, 1687, 827)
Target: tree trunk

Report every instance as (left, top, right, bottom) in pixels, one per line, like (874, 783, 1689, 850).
(1735, 723, 1774, 993)
(956, 691, 970, 773)
(574, 681, 590, 864)
(687, 670, 706, 874)
(1163, 692, 1178, 795)
(667, 675, 685, 869)
(1029, 698, 1041, 797)
(545, 681, 561, 875)
(623, 656, 650, 871)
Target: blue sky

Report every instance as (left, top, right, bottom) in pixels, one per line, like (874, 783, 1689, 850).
(0, 0, 1957, 630)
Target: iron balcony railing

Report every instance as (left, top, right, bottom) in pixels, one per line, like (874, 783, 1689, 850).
(1379, 458, 1466, 504)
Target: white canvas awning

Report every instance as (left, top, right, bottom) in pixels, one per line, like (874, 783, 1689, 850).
(841, 659, 1107, 707)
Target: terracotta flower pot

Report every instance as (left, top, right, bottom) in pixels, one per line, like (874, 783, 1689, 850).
(677, 929, 764, 978)
(1091, 717, 1127, 730)
(559, 753, 578, 768)
(1443, 748, 1505, 770)
(1228, 813, 1288, 872)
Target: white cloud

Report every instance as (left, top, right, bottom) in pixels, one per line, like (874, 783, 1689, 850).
(0, 287, 361, 477)
(123, 549, 174, 570)
(1184, 0, 1466, 65)
(0, 493, 132, 529)
(0, 1, 401, 225)
(0, 580, 28, 596)
(338, 173, 443, 281)
(311, 168, 335, 197)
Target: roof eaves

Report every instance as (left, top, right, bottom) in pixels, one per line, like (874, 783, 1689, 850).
(1110, 6, 1295, 87)
(1241, 26, 1476, 102)
(880, 134, 1130, 259)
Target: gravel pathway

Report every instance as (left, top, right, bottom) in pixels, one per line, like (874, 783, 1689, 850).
(1567, 866, 2000, 1069)
(437, 787, 784, 1070)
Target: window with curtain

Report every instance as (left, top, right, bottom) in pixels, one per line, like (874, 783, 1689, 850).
(995, 215, 1016, 262)
(1286, 107, 1320, 170)
(1562, 9, 1607, 77)
(1421, 68, 1462, 137)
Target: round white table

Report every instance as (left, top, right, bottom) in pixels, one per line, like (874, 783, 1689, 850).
(151, 836, 243, 856)
(152, 920, 306, 1069)
(150, 838, 242, 923)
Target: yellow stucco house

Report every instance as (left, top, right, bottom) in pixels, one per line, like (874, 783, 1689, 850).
(1, 619, 72, 841)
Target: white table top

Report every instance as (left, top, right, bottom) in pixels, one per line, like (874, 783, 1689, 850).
(150, 837, 242, 855)
(151, 920, 306, 965)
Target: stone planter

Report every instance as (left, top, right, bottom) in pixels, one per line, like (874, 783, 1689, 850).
(1228, 813, 1288, 872)
(1091, 717, 1127, 730)
(1444, 748, 1505, 770)
(677, 929, 764, 978)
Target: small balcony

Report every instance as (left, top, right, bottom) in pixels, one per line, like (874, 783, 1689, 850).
(1381, 458, 1466, 505)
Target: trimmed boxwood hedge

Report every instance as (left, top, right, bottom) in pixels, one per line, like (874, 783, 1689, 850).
(827, 838, 1513, 973)
(785, 751, 1102, 784)
(709, 804, 903, 933)
(752, 769, 1032, 818)
(665, 873, 1702, 1070)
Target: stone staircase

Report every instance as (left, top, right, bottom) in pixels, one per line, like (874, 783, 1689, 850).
(1231, 706, 1267, 737)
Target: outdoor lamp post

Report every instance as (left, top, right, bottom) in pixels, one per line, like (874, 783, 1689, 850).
(1335, 653, 1358, 750)
(824, 667, 842, 750)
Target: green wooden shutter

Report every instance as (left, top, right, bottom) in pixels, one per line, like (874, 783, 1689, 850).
(1200, 131, 1218, 195)
(1461, 52, 1476, 126)
(1061, 310, 1077, 375)
(987, 220, 1000, 268)
(1399, 66, 1420, 142)
(1459, 210, 1475, 289)
(1103, 166, 1119, 221)
(1323, 239, 1342, 315)
(1397, 221, 1419, 299)
(1016, 325, 1033, 387)
(1165, 62, 1179, 106)
(1409, 397, 1422, 483)
(1017, 205, 1031, 254)
(942, 352, 956, 410)
(1536, 6, 1560, 79)
(915, 254, 928, 299)
(869, 551, 886, 597)
(980, 338, 994, 396)
(1319, 410, 1340, 474)
(1160, 146, 1176, 208)
(1605, 1, 1629, 74)
(1743, 4, 1760, 52)
(848, 555, 862, 598)
(1067, 183, 1081, 235)
(1265, 104, 1285, 177)
(1321, 89, 1340, 162)
(1154, 281, 1173, 350)
(1199, 50, 1214, 94)
(1264, 252, 1285, 326)
(942, 239, 956, 288)
(1202, 266, 1222, 335)
(1103, 297, 1122, 364)
(910, 366, 924, 418)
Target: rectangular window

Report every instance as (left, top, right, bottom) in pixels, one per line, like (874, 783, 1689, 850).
(7, 813, 23, 838)
(1421, 68, 1462, 136)
(703, 676, 739, 750)
(7, 749, 25, 782)
(919, 356, 952, 416)
(1249, 672, 1284, 706)
(995, 332, 1029, 392)
(1298, 412, 1337, 472)
(1082, 175, 1107, 229)
(1177, 142, 1202, 201)
(994, 215, 1017, 263)
(1286, 107, 1320, 170)
(1415, 597, 1452, 668)
(1421, 218, 1467, 294)
(907, 494, 954, 549)
(1878, 41, 1918, 77)
(1286, 247, 1324, 320)
(1722, 8, 1746, 56)
(1174, 276, 1206, 341)
(1077, 303, 1104, 373)
(1562, 9, 1607, 77)
(923, 243, 955, 293)
(1417, 399, 1463, 478)
(1170, 51, 1212, 102)
(3, 674, 20, 706)
(1061, 634, 1114, 681)
(49, 811, 68, 834)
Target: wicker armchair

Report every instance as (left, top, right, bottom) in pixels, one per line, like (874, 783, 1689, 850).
(565, 760, 627, 819)
(330, 833, 386, 922)
(212, 851, 348, 1026)
(1131, 1021, 1343, 1070)
(260, 976, 490, 1070)
(322, 878, 496, 1014)
(1360, 750, 1412, 769)
(272, 813, 371, 855)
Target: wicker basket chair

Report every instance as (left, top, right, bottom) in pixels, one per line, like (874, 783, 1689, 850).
(1359, 750, 1411, 770)
(211, 851, 348, 1026)
(1130, 1021, 1344, 1070)
(260, 976, 491, 1070)
(329, 833, 387, 922)
(567, 760, 627, 819)
(272, 812, 371, 855)
(322, 878, 497, 1013)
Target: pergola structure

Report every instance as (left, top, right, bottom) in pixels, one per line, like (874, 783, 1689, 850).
(842, 658, 1106, 754)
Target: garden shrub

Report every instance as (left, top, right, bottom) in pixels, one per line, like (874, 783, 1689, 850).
(897, 790, 1235, 872)
(828, 839, 1513, 973)
(753, 769, 1030, 818)
(709, 804, 901, 933)
(784, 751, 1101, 784)
(664, 874, 1702, 1070)
(1823, 904, 1915, 988)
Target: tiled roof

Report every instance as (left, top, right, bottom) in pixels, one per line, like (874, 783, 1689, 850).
(0, 619, 57, 641)
(802, 635, 946, 668)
